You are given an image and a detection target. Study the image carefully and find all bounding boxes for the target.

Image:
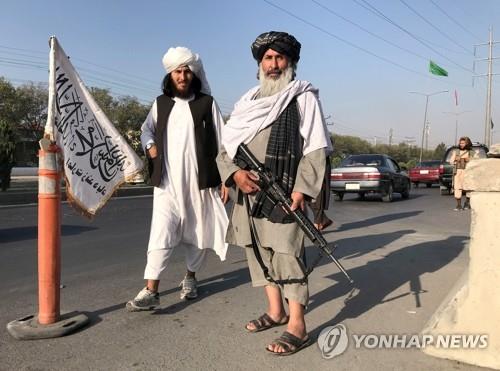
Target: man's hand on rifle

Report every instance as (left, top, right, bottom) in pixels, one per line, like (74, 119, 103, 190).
(290, 191, 305, 211)
(233, 170, 260, 194)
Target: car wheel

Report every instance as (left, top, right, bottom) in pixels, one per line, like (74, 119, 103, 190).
(401, 181, 410, 199)
(333, 192, 344, 201)
(358, 192, 365, 200)
(413, 182, 419, 188)
(440, 187, 450, 195)
(426, 183, 432, 188)
(382, 183, 394, 202)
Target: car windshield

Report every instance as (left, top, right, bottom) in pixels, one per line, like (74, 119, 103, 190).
(445, 146, 488, 161)
(341, 155, 385, 167)
(416, 161, 441, 168)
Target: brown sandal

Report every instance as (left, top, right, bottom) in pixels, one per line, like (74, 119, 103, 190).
(266, 331, 313, 356)
(245, 313, 289, 333)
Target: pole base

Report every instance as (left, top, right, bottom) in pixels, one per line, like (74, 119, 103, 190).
(6, 312, 89, 340)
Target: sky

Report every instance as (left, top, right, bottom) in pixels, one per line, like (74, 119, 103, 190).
(1, 0, 499, 148)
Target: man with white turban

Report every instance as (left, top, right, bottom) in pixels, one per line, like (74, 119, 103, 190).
(126, 47, 229, 311)
(217, 31, 332, 355)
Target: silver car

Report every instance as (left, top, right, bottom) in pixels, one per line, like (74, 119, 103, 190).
(330, 154, 410, 202)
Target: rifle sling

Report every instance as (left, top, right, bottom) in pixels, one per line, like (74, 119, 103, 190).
(244, 194, 322, 285)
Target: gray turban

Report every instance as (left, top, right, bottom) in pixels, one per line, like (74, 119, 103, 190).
(251, 31, 301, 63)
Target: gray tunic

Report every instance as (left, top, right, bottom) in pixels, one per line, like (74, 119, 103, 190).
(216, 124, 326, 257)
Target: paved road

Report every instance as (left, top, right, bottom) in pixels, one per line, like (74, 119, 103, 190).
(0, 187, 485, 370)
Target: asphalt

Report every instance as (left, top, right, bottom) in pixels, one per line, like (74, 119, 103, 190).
(0, 185, 489, 370)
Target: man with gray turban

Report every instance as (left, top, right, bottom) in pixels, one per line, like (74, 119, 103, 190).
(126, 47, 229, 311)
(217, 31, 332, 355)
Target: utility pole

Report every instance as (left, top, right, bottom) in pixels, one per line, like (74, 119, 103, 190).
(389, 128, 393, 146)
(405, 136, 416, 160)
(474, 27, 499, 147)
(409, 90, 448, 163)
(425, 122, 430, 152)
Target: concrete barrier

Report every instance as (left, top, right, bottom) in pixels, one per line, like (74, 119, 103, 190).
(421, 147, 500, 369)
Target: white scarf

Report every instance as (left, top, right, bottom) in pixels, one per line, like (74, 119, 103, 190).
(222, 80, 325, 159)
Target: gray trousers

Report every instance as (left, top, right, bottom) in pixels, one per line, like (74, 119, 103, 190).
(245, 245, 309, 306)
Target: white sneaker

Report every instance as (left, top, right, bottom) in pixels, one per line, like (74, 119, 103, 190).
(179, 277, 198, 300)
(126, 287, 160, 312)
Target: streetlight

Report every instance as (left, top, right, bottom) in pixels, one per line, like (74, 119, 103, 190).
(409, 90, 448, 163)
(442, 110, 472, 145)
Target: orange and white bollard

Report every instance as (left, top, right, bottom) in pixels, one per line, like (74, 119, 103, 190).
(37, 144, 61, 324)
(6, 140, 88, 340)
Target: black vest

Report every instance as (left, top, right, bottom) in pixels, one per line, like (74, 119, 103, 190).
(148, 93, 221, 189)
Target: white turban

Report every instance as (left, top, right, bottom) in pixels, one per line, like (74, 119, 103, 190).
(162, 46, 211, 95)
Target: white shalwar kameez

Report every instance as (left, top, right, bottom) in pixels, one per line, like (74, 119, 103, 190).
(141, 96, 228, 280)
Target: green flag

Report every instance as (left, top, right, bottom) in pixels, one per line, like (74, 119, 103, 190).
(429, 60, 448, 76)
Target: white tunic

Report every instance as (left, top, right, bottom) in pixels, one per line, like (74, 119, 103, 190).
(141, 96, 228, 261)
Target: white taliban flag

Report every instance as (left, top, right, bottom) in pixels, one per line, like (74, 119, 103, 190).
(45, 36, 143, 216)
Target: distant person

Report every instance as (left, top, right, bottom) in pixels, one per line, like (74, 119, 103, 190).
(126, 47, 228, 311)
(450, 136, 474, 211)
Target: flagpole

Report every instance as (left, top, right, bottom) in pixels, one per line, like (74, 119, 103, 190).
(44, 37, 56, 141)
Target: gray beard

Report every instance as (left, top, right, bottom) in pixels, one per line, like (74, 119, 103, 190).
(258, 65, 294, 97)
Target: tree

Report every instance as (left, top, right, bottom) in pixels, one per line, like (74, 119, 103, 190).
(0, 118, 16, 191)
(88, 89, 149, 154)
(89, 87, 116, 120)
(15, 83, 48, 141)
(0, 78, 18, 123)
(433, 142, 447, 160)
(114, 96, 149, 133)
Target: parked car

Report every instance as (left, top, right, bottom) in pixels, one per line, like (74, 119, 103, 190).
(439, 143, 488, 195)
(409, 160, 441, 188)
(330, 154, 410, 202)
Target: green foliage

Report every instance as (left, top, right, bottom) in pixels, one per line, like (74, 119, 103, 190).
(0, 118, 16, 162)
(433, 142, 447, 160)
(330, 133, 444, 168)
(0, 118, 16, 190)
(15, 83, 48, 141)
(0, 79, 48, 144)
(89, 87, 149, 136)
(0, 77, 151, 169)
(0, 78, 18, 122)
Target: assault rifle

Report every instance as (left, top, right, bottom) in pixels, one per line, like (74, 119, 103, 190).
(235, 144, 354, 284)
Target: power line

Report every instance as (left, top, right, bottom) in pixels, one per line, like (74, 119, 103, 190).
(0, 44, 160, 88)
(428, 0, 481, 41)
(0, 48, 160, 92)
(451, 2, 487, 36)
(398, 0, 472, 54)
(352, 0, 473, 73)
(311, 0, 429, 62)
(0, 54, 160, 96)
(263, 0, 469, 86)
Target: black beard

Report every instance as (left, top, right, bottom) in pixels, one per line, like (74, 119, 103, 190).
(173, 85, 193, 98)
